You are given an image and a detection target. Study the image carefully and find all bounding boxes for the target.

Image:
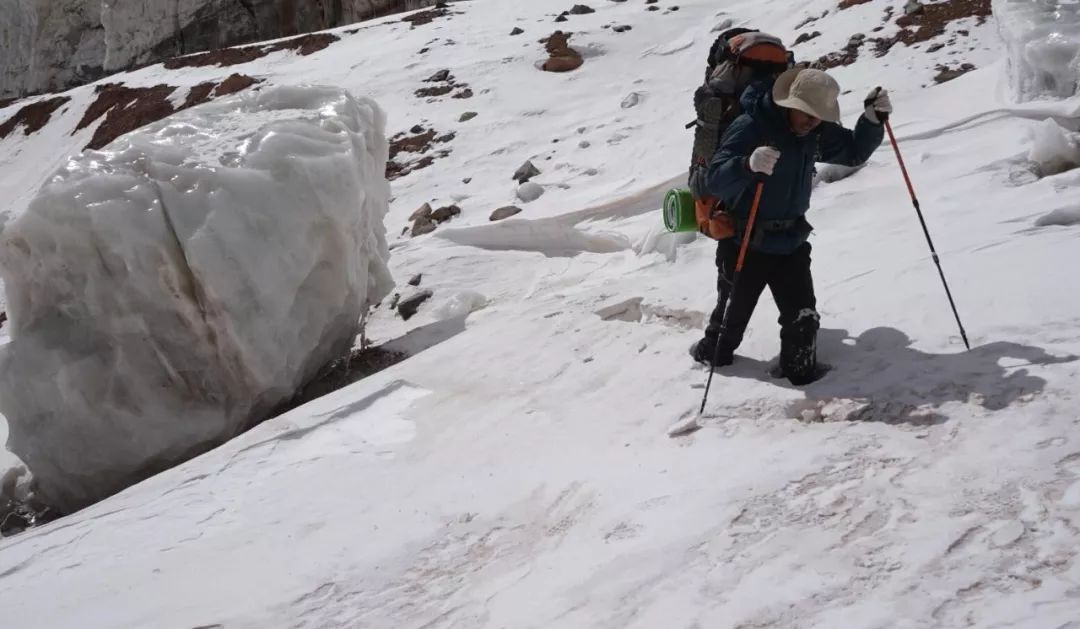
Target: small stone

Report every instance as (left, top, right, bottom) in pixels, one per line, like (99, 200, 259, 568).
(459, 111, 478, 122)
(516, 181, 545, 202)
(579, 140, 590, 148)
(408, 274, 422, 286)
(555, 14, 568, 22)
(462, 177, 472, 184)
(409, 202, 433, 221)
(569, 4, 595, 14)
(513, 160, 542, 183)
(412, 217, 437, 237)
(646, 5, 659, 11)
(584, 168, 599, 176)
(410, 124, 425, 134)
(577, 126, 587, 134)
(431, 205, 462, 222)
(427, 69, 451, 82)
(645, 0, 657, 4)
(612, 25, 632, 33)
(621, 91, 643, 109)
(904, 0, 924, 16)
(510, 27, 524, 36)
(397, 290, 434, 321)
(490, 206, 524, 221)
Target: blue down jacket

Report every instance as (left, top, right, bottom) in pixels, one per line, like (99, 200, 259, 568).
(705, 81, 884, 254)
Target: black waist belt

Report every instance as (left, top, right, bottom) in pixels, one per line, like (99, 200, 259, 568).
(736, 217, 803, 232)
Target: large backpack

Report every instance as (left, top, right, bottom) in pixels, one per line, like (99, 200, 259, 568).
(687, 28, 791, 200)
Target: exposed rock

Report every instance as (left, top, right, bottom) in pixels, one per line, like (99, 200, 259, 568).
(904, 0, 925, 17)
(510, 27, 524, 36)
(612, 25, 632, 33)
(568, 4, 595, 14)
(459, 111, 478, 122)
(397, 290, 434, 320)
(490, 206, 523, 221)
(621, 91, 643, 109)
(408, 274, 422, 286)
(430, 204, 461, 222)
(513, 160, 542, 183)
(409, 202, 433, 221)
(412, 216, 437, 237)
(579, 140, 591, 148)
(794, 31, 822, 45)
(541, 30, 584, 73)
(426, 69, 451, 82)
(838, 0, 872, 9)
(415, 84, 454, 98)
(933, 62, 976, 84)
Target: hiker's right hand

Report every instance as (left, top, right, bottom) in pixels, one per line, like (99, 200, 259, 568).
(748, 146, 780, 175)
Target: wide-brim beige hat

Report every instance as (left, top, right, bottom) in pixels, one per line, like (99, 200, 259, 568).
(773, 68, 841, 123)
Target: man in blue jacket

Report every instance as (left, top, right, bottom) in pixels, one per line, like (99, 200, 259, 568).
(690, 68, 892, 384)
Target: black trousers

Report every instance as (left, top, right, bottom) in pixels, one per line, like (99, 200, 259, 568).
(705, 239, 820, 384)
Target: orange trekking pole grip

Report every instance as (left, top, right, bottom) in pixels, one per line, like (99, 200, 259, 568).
(699, 178, 766, 415)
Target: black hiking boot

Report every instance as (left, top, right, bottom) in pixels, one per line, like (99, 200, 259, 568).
(689, 338, 734, 368)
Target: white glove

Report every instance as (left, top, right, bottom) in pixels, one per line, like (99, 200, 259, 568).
(864, 87, 893, 124)
(748, 146, 780, 175)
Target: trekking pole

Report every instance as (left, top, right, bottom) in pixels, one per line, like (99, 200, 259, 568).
(881, 114, 971, 350)
(699, 179, 765, 414)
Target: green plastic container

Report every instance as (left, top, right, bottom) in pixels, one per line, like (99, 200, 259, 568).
(663, 187, 697, 233)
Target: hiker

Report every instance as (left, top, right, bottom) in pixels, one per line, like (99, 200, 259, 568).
(689, 67, 893, 384)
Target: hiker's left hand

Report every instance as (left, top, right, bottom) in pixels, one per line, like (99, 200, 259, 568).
(864, 87, 892, 124)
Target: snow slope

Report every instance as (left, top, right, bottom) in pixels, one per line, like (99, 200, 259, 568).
(3, 0, 1080, 627)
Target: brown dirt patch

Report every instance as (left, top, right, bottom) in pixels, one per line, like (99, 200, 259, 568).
(0, 96, 71, 139)
(872, 0, 991, 56)
(78, 74, 263, 150)
(387, 126, 455, 180)
(164, 32, 339, 70)
(183, 82, 217, 109)
(80, 84, 177, 150)
(838, 0, 871, 9)
(216, 73, 261, 96)
(402, 3, 453, 27)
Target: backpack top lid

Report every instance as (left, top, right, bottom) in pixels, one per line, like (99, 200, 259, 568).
(726, 31, 788, 67)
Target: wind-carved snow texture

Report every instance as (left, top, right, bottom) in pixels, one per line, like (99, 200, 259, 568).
(994, 0, 1080, 101)
(0, 85, 394, 513)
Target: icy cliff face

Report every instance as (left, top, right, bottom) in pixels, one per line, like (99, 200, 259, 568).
(0, 0, 104, 99)
(1, 0, 447, 98)
(0, 85, 393, 512)
(995, 0, 1080, 100)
